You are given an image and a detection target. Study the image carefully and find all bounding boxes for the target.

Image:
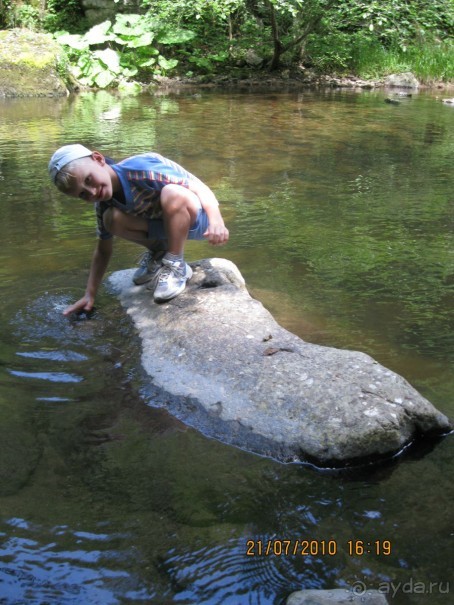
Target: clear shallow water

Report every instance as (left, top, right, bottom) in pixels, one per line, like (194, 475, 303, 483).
(0, 87, 452, 604)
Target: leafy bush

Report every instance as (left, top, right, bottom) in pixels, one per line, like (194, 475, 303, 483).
(3, 0, 452, 83)
(305, 0, 454, 80)
(6, 4, 41, 29)
(140, 0, 251, 72)
(55, 13, 195, 88)
(328, 0, 454, 49)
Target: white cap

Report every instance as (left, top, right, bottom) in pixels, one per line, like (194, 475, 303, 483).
(48, 144, 93, 183)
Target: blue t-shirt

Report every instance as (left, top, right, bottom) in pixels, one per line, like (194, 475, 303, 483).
(96, 152, 197, 239)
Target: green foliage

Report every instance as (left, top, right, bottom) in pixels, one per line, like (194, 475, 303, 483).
(0, 0, 85, 32)
(304, 0, 454, 80)
(6, 3, 41, 30)
(138, 0, 453, 76)
(326, 0, 453, 50)
(306, 29, 454, 82)
(2, 0, 453, 83)
(305, 31, 353, 71)
(139, 0, 329, 71)
(404, 41, 454, 82)
(0, 0, 11, 29)
(140, 0, 249, 73)
(55, 13, 195, 88)
(349, 39, 454, 82)
(43, 0, 87, 34)
(141, 0, 244, 31)
(263, 0, 328, 70)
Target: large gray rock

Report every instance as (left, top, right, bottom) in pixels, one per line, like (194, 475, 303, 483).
(384, 72, 420, 89)
(0, 29, 68, 97)
(81, 0, 142, 25)
(108, 258, 451, 465)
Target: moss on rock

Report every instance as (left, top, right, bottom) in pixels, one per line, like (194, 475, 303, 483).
(0, 28, 69, 97)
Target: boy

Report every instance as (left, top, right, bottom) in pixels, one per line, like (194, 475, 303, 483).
(48, 144, 229, 316)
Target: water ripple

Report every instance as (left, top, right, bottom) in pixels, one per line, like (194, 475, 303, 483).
(16, 351, 88, 362)
(0, 520, 156, 605)
(7, 370, 83, 383)
(159, 536, 336, 604)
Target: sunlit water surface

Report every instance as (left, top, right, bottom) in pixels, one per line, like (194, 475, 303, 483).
(0, 88, 452, 604)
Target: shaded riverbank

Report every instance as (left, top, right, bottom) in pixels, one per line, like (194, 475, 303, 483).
(151, 69, 454, 93)
(1, 28, 453, 98)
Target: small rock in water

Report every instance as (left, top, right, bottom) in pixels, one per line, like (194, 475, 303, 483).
(287, 588, 389, 604)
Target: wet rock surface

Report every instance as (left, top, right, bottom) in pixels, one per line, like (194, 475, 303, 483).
(287, 588, 388, 604)
(109, 258, 451, 466)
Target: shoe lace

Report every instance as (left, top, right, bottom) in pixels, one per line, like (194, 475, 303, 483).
(136, 250, 154, 267)
(158, 259, 184, 282)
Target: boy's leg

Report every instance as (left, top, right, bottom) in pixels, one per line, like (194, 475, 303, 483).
(103, 187, 203, 300)
(103, 207, 166, 286)
(159, 184, 201, 255)
(103, 207, 152, 246)
(153, 185, 201, 302)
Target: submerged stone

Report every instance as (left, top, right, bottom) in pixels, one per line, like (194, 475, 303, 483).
(109, 258, 451, 466)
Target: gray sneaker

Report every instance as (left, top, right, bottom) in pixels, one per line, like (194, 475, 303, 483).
(152, 259, 193, 302)
(133, 249, 165, 286)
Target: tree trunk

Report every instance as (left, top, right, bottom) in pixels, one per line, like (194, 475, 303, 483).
(267, 0, 283, 71)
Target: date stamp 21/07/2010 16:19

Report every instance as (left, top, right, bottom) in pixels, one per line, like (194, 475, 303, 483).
(245, 538, 392, 557)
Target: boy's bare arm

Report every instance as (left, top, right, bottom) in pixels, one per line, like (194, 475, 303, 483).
(63, 238, 113, 316)
(188, 179, 229, 245)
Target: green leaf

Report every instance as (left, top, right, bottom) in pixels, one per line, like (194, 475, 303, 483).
(94, 70, 116, 88)
(71, 65, 83, 79)
(93, 48, 121, 73)
(121, 66, 138, 77)
(57, 33, 89, 51)
(77, 54, 100, 74)
(85, 61, 104, 78)
(113, 13, 147, 36)
(211, 52, 229, 62)
(142, 47, 159, 56)
(139, 57, 157, 67)
(157, 55, 178, 70)
(123, 32, 155, 48)
(156, 28, 196, 45)
(84, 21, 114, 46)
(78, 76, 94, 86)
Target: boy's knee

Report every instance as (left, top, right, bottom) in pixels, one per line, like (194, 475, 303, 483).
(161, 184, 200, 214)
(102, 206, 114, 231)
(102, 206, 124, 233)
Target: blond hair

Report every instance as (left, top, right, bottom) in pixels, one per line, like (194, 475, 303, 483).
(54, 157, 90, 193)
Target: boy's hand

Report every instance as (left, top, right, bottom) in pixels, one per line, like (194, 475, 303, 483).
(63, 294, 95, 317)
(187, 179, 229, 245)
(203, 222, 229, 246)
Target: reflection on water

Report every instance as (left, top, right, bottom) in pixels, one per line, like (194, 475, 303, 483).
(0, 518, 161, 604)
(0, 88, 453, 603)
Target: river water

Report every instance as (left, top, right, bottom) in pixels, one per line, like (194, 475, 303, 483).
(0, 87, 452, 604)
